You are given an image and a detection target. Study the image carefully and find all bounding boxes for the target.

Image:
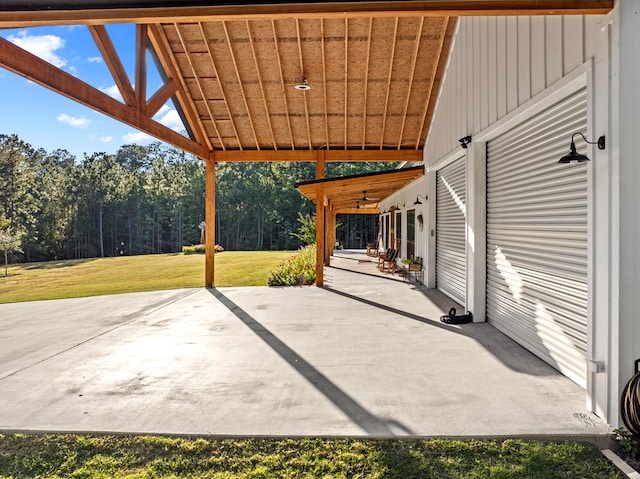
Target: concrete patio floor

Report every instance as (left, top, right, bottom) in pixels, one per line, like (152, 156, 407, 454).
(0, 250, 611, 440)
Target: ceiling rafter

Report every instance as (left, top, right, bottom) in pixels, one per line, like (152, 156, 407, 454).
(167, 23, 219, 148)
(344, 17, 348, 150)
(196, 22, 240, 150)
(398, 17, 424, 149)
(246, 20, 277, 149)
(380, 17, 399, 149)
(222, 20, 260, 150)
(88, 25, 137, 108)
(295, 18, 313, 149)
(271, 19, 295, 149)
(361, 18, 373, 150)
(148, 23, 212, 149)
(321, 18, 329, 149)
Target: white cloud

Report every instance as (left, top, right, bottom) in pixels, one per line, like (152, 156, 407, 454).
(87, 56, 103, 64)
(122, 131, 152, 143)
(155, 104, 171, 116)
(89, 134, 113, 143)
(157, 109, 184, 131)
(56, 113, 91, 128)
(8, 30, 67, 68)
(99, 84, 123, 101)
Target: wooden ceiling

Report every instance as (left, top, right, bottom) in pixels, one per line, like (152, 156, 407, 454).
(162, 15, 454, 155)
(296, 165, 424, 212)
(0, 1, 613, 162)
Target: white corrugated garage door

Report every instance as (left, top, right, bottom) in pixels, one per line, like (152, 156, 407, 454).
(486, 87, 588, 387)
(436, 157, 466, 305)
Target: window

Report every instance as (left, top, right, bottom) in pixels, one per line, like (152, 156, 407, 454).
(407, 209, 416, 259)
(384, 214, 390, 249)
(395, 211, 402, 250)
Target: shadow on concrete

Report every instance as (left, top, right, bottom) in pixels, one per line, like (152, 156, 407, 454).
(323, 285, 552, 377)
(208, 288, 415, 436)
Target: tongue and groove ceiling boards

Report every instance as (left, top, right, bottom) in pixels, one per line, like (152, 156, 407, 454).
(0, 1, 613, 162)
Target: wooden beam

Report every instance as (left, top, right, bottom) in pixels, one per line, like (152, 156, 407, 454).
(147, 23, 213, 150)
(213, 149, 422, 162)
(88, 25, 137, 107)
(381, 18, 399, 149)
(146, 78, 178, 117)
(135, 24, 148, 114)
(0, 36, 209, 159)
(316, 186, 325, 287)
(316, 150, 325, 285)
(335, 208, 380, 214)
(205, 155, 216, 287)
(325, 208, 335, 265)
(0, 2, 614, 28)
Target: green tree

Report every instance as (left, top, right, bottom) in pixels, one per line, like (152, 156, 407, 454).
(0, 228, 22, 276)
(290, 212, 316, 245)
(0, 134, 38, 259)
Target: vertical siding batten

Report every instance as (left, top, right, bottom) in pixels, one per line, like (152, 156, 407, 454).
(480, 17, 489, 131)
(531, 16, 546, 96)
(488, 16, 498, 126)
(517, 16, 531, 105)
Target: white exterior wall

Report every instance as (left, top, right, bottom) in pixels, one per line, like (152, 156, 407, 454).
(410, 7, 638, 427)
(379, 177, 429, 271)
(424, 15, 607, 162)
(611, 0, 640, 429)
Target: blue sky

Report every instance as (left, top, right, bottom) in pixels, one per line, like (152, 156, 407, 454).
(0, 24, 185, 159)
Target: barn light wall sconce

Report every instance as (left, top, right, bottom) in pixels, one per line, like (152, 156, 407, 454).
(413, 194, 428, 205)
(558, 132, 606, 164)
(459, 135, 472, 149)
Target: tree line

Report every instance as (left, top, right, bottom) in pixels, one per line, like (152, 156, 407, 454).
(0, 133, 388, 264)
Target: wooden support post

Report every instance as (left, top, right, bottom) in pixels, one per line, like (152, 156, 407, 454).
(205, 154, 216, 288)
(325, 207, 334, 265)
(315, 151, 325, 286)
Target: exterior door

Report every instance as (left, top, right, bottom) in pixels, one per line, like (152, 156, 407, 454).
(436, 157, 467, 305)
(485, 87, 589, 387)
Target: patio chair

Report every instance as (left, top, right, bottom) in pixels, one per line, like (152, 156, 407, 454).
(380, 249, 399, 273)
(366, 240, 379, 256)
(377, 248, 392, 269)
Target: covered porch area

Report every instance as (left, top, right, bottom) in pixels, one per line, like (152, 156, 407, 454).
(0, 262, 609, 439)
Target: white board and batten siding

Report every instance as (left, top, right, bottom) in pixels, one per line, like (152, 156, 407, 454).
(422, 15, 605, 388)
(424, 15, 605, 163)
(436, 158, 467, 305)
(486, 88, 589, 388)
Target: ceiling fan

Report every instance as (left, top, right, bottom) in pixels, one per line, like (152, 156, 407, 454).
(362, 191, 380, 202)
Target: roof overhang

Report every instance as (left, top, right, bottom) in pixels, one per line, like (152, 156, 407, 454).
(296, 165, 424, 213)
(0, 1, 614, 26)
(0, 1, 613, 162)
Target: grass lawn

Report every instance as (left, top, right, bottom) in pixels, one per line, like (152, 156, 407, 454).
(0, 435, 624, 479)
(0, 251, 293, 303)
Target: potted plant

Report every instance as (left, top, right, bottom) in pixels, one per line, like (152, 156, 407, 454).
(402, 256, 423, 271)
